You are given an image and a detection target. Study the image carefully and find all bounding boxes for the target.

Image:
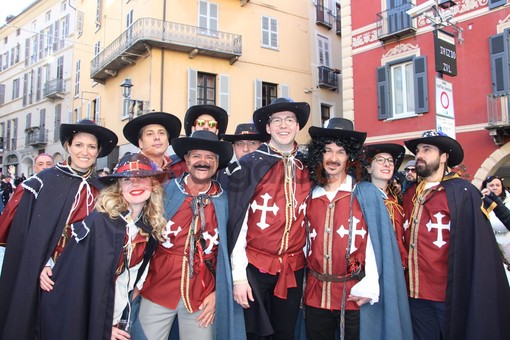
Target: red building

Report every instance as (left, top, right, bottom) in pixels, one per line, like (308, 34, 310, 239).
(349, 0, 510, 187)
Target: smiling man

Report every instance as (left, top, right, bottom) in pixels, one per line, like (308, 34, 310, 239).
(227, 98, 311, 339)
(137, 130, 242, 340)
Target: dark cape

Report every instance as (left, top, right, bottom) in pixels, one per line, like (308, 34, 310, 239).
(442, 178, 510, 340)
(39, 211, 156, 340)
(0, 164, 103, 340)
(354, 182, 413, 340)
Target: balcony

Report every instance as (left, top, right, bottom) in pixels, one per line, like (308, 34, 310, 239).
(486, 93, 510, 145)
(43, 79, 65, 100)
(335, 15, 341, 35)
(317, 66, 339, 91)
(377, 3, 416, 42)
(25, 127, 48, 147)
(91, 18, 242, 82)
(315, 5, 333, 29)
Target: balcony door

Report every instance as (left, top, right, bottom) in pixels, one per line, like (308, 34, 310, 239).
(387, 0, 412, 34)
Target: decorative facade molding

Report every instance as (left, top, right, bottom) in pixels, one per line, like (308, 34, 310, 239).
(382, 43, 419, 58)
(499, 13, 510, 25)
(352, 29, 378, 48)
(418, 0, 488, 26)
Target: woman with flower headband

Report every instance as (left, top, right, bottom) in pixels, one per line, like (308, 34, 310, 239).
(39, 152, 167, 340)
(0, 120, 117, 340)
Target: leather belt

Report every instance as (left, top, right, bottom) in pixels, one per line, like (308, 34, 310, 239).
(308, 268, 364, 283)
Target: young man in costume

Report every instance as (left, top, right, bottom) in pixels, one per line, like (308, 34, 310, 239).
(403, 130, 510, 340)
(123, 111, 182, 175)
(303, 119, 412, 340)
(227, 97, 311, 339)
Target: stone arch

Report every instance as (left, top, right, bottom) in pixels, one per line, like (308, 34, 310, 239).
(20, 156, 34, 176)
(472, 143, 510, 189)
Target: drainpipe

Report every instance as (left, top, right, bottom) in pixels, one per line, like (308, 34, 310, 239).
(160, 0, 167, 111)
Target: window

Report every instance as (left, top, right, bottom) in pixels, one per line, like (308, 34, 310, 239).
(317, 34, 331, 67)
(29, 70, 34, 105)
(96, 0, 103, 30)
(16, 29, 20, 36)
(489, 29, 510, 95)
(12, 118, 18, 150)
(376, 56, 428, 120)
(75, 60, 81, 97)
(93, 97, 101, 123)
(24, 38, 30, 66)
(31, 36, 37, 64)
(94, 41, 101, 57)
(489, 0, 507, 9)
(53, 20, 60, 52)
(261, 16, 278, 49)
(198, 1, 218, 36)
(57, 56, 64, 79)
(261, 82, 277, 107)
(46, 11, 51, 22)
(38, 31, 44, 60)
(61, 15, 69, 49)
(254, 80, 288, 109)
(126, 10, 134, 42)
(45, 27, 53, 56)
(22, 73, 28, 107)
(36, 67, 42, 102)
(6, 121, 11, 150)
(197, 72, 216, 105)
(12, 78, 20, 99)
(3, 52, 9, 70)
(14, 43, 20, 64)
(61, 1, 67, 11)
(25, 113, 32, 147)
(10, 47, 15, 67)
(321, 104, 331, 126)
(76, 11, 84, 37)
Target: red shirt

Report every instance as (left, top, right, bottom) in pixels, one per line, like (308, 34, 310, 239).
(403, 183, 450, 301)
(141, 181, 220, 312)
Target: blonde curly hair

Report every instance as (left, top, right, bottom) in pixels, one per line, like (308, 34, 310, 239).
(95, 178, 166, 241)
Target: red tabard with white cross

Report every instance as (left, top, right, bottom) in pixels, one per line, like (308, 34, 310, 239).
(115, 230, 150, 277)
(141, 184, 219, 312)
(304, 190, 367, 311)
(246, 159, 310, 297)
(403, 184, 450, 302)
(385, 192, 408, 268)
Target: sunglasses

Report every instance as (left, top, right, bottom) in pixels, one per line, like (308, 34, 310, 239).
(405, 168, 416, 173)
(194, 119, 218, 128)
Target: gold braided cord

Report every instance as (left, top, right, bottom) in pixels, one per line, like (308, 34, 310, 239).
(384, 197, 403, 232)
(180, 220, 195, 313)
(278, 154, 294, 255)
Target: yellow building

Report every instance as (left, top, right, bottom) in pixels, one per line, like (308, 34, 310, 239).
(73, 0, 333, 168)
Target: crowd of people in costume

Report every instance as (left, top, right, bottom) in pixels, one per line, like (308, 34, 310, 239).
(0, 97, 509, 340)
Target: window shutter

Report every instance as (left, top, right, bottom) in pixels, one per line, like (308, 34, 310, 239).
(261, 17, 269, 46)
(24, 38, 30, 66)
(270, 18, 278, 48)
(376, 65, 390, 120)
(219, 74, 230, 114)
(188, 68, 198, 108)
(53, 20, 60, 51)
(254, 79, 262, 110)
(210, 3, 218, 32)
(488, 0, 507, 10)
(413, 56, 428, 114)
(40, 108, 46, 127)
(95, 97, 101, 121)
(279, 84, 289, 99)
(0, 84, 5, 105)
(87, 101, 92, 120)
(489, 31, 510, 95)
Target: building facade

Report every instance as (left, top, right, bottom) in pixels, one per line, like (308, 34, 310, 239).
(0, 0, 75, 176)
(349, 0, 510, 187)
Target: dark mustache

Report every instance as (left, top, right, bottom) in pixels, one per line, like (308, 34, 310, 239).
(193, 164, 211, 170)
(325, 161, 341, 167)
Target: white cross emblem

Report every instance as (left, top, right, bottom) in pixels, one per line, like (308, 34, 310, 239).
(426, 212, 450, 248)
(403, 219, 410, 231)
(161, 220, 182, 249)
(336, 216, 367, 252)
(202, 228, 219, 254)
(250, 193, 279, 230)
(308, 228, 317, 256)
(299, 201, 307, 226)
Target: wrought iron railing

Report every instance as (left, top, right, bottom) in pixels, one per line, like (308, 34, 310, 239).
(91, 17, 242, 76)
(487, 93, 510, 125)
(316, 5, 333, 28)
(318, 66, 339, 89)
(26, 128, 48, 146)
(43, 79, 65, 97)
(377, 2, 416, 40)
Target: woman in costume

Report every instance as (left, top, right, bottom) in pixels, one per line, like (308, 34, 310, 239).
(363, 143, 408, 268)
(40, 152, 167, 340)
(0, 120, 117, 340)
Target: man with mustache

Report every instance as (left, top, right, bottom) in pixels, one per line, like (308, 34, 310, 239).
(402, 130, 510, 340)
(302, 118, 411, 340)
(227, 98, 311, 339)
(137, 130, 243, 340)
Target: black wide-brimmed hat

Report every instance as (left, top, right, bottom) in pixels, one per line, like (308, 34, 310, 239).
(171, 130, 233, 169)
(309, 117, 367, 145)
(363, 143, 406, 170)
(60, 119, 118, 158)
(404, 130, 464, 167)
(184, 105, 229, 136)
(221, 123, 269, 143)
(98, 152, 167, 184)
(123, 112, 182, 147)
(253, 98, 310, 136)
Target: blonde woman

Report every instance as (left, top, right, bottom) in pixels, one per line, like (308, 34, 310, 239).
(39, 153, 167, 340)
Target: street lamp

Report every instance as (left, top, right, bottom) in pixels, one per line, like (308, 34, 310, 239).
(120, 78, 134, 120)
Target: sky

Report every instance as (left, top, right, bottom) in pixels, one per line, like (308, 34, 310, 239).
(2, 0, 37, 26)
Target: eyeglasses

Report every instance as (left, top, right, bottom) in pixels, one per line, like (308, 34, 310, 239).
(374, 157, 395, 166)
(405, 168, 416, 173)
(269, 116, 298, 126)
(194, 119, 218, 128)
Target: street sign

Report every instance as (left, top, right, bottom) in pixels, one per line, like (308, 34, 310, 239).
(434, 29, 457, 76)
(436, 115, 456, 139)
(435, 77, 455, 118)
